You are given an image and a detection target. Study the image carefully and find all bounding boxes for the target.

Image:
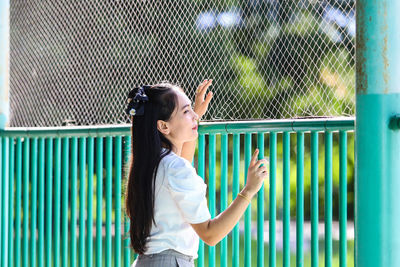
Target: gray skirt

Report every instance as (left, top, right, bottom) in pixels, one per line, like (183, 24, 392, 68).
(131, 249, 195, 267)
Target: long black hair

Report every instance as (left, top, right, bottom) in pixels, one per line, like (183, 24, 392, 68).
(125, 82, 180, 254)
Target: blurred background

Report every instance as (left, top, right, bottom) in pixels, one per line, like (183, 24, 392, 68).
(10, 0, 355, 127)
(8, 1, 356, 265)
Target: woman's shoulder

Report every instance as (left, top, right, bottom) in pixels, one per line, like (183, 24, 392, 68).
(160, 150, 192, 171)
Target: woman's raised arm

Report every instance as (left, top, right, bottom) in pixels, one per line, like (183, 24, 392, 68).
(181, 79, 213, 162)
(190, 149, 268, 246)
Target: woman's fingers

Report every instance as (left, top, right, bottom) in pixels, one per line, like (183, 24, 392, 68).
(205, 91, 213, 104)
(257, 166, 268, 174)
(196, 79, 212, 97)
(202, 80, 212, 94)
(196, 79, 208, 91)
(254, 159, 268, 169)
(250, 149, 259, 166)
(194, 79, 213, 117)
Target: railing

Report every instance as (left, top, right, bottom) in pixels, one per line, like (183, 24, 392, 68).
(0, 118, 354, 267)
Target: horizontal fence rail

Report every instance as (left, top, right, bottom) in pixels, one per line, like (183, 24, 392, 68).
(0, 118, 355, 267)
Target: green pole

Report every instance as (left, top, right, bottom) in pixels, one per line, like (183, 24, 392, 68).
(45, 138, 53, 267)
(244, 133, 251, 267)
(257, 132, 264, 267)
(197, 134, 205, 267)
(220, 134, 228, 267)
(0, 0, 9, 129)
(296, 132, 304, 267)
(282, 132, 290, 267)
(208, 134, 216, 267)
(1, 137, 9, 267)
(324, 132, 332, 267)
(356, 0, 400, 266)
(70, 137, 78, 267)
(115, 136, 122, 267)
(79, 137, 86, 267)
(232, 134, 240, 267)
(269, 132, 276, 267)
(310, 132, 318, 267)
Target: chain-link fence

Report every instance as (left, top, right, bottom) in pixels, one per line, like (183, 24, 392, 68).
(10, 0, 355, 127)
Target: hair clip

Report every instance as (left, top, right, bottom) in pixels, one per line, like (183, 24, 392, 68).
(126, 86, 149, 116)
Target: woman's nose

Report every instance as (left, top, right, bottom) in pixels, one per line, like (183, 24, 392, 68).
(193, 111, 199, 121)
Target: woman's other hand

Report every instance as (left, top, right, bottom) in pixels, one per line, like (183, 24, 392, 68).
(243, 149, 269, 197)
(191, 149, 268, 246)
(193, 79, 213, 119)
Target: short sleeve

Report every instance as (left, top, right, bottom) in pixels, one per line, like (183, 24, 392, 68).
(166, 157, 211, 224)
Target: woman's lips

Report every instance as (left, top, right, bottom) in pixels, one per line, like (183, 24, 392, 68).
(192, 125, 198, 130)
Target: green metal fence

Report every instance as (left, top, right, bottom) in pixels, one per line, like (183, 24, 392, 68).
(0, 118, 354, 267)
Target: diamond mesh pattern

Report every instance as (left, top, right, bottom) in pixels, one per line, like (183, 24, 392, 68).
(10, 0, 355, 127)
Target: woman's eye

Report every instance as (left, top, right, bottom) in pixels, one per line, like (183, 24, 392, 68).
(184, 110, 189, 114)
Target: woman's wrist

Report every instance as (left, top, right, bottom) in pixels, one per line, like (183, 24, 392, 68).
(240, 187, 255, 201)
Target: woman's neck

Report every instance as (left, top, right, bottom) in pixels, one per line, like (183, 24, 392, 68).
(163, 142, 183, 156)
(172, 143, 183, 156)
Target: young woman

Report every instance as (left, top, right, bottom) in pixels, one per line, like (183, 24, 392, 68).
(125, 80, 268, 267)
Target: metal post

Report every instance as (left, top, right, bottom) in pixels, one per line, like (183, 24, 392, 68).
(356, 0, 400, 266)
(0, 7, 10, 264)
(0, 0, 9, 129)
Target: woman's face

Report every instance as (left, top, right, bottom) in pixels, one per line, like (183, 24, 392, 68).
(158, 89, 199, 146)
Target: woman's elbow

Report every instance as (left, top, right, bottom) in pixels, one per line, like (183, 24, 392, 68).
(201, 235, 218, 247)
(191, 220, 219, 246)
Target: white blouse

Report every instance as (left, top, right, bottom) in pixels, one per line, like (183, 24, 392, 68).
(143, 150, 211, 258)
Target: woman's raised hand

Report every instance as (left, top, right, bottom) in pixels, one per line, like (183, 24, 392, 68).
(193, 79, 213, 119)
(244, 149, 269, 197)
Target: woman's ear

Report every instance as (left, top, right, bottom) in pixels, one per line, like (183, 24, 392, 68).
(157, 120, 170, 135)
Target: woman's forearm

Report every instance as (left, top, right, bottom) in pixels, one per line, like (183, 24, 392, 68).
(204, 188, 254, 246)
(192, 148, 268, 246)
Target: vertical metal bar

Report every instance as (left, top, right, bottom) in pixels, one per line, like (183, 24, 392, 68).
(356, 0, 400, 266)
(96, 137, 103, 267)
(70, 137, 78, 267)
(79, 137, 86, 267)
(232, 133, 240, 267)
(197, 134, 205, 267)
(1, 137, 9, 267)
(325, 131, 332, 267)
(30, 138, 38, 267)
(105, 136, 112, 267)
(244, 133, 251, 267)
(45, 138, 53, 267)
(0, 137, 1, 267)
(37, 138, 45, 267)
(257, 133, 264, 267)
(15, 138, 22, 267)
(0, 137, 2, 267)
(296, 132, 304, 267)
(208, 134, 216, 267)
(87, 137, 94, 267)
(22, 138, 29, 267)
(283, 132, 290, 267)
(123, 136, 131, 267)
(61, 137, 69, 267)
(339, 131, 347, 267)
(311, 132, 319, 267)
(0, 0, 9, 130)
(269, 132, 276, 267)
(115, 136, 122, 267)
(8, 138, 14, 267)
(53, 138, 61, 267)
(220, 134, 228, 267)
